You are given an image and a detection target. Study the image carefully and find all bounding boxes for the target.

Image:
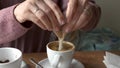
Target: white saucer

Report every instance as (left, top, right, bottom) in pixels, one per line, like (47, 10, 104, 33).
(21, 61, 28, 68)
(36, 58, 84, 68)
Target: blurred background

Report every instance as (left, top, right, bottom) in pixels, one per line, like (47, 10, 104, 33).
(96, 0, 120, 36)
(68, 0, 120, 51)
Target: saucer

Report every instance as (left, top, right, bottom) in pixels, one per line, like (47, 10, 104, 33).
(21, 61, 28, 68)
(36, 58, 84, 68)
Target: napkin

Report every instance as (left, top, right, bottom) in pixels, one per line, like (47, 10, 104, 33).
(103, 51, 120, 68)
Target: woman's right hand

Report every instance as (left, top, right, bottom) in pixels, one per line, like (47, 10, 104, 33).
(14, 0, 65, 31)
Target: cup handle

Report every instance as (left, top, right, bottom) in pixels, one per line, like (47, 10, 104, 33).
(51, 54, 61, 68)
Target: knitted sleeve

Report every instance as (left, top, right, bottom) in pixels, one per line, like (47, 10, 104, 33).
(0, 5, 29, 44)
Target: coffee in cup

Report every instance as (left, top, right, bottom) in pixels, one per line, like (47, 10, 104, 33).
(48, 41, 74, 51)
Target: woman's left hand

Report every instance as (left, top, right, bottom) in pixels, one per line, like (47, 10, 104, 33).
(62, 0, 101, 33)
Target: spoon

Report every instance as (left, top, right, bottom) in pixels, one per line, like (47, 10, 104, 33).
(29, 58, 43, 68)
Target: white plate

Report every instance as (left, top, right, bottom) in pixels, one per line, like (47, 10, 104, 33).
(21, 61, 28, 68)
(36, 58, 84, 68)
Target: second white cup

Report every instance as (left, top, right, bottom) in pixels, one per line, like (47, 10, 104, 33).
(0, 47, 22, 68)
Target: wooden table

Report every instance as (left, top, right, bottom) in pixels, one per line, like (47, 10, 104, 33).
(23, 51, 120, 68)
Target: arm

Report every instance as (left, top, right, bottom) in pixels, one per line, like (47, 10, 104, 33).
(0, 0, 65, 44)
(0, 5, 29, 44)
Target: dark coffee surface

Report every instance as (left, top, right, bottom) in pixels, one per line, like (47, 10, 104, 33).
(49, 42, 73, 51)
(0, 60, 9, 63)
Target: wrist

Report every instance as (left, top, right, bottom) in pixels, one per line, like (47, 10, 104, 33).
(14, 3, 25, 23)
(21, 21, 33, 28)
(14, 4, 33, 28)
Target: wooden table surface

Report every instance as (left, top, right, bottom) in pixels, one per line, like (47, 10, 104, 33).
(23, 51, 120, 68)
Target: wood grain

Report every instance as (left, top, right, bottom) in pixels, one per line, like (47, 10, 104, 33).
(23, 51, 120, 68)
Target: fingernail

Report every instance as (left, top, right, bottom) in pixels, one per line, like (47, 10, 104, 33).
(65, 29, 70, 33)
(61, 21, 65, 25)
(47, 27, 52, 31)
(48, 28, 52, 31)
(60, 20, 65, 25)
(55, 27, 60, 31)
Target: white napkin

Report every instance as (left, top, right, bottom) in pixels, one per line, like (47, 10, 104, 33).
(103, 51, 120, 68)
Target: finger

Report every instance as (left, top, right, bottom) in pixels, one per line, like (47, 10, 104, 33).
(62, 0, 79, 33)
(72, 0, 88, 24)
(66, 0, 88, 23)
(44, 0, 65, 25)
(81, 2, 101, 31)
(80, 8, 96, 31)
(66, 0, 78, 23)
(63, 0, 88, 33)
(36, 0, 60, 31)
(65, 1, 86, 32)
(62, 20, 76, 33)
(91, 2, 101, 25)
(29, 2, 52, 31)
(28, 13, 47, 30)
(81, 17, 96, 31)
(72, 3, 93, 31)
(79, 0, 88, 7)
(72, 13, 91, 31)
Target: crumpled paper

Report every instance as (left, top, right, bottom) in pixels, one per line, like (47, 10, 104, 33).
(103, 52, 120, 68)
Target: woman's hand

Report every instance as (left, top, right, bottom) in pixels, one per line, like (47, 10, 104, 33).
(62, 0, 101, 33)
(14, 0, 65, 31)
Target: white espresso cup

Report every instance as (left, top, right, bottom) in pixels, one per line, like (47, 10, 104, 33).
(47, 41, 75, 68)
(0, 47, 22, 68)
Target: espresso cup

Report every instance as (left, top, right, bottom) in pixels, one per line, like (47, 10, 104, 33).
(0, 47, 22, 68)
(47, 41, 75, 68)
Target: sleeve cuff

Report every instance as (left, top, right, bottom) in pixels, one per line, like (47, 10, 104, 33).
(0, 5, 31, 44)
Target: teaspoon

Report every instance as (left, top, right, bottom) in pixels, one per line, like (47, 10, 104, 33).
(29, 58, 43, 68)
